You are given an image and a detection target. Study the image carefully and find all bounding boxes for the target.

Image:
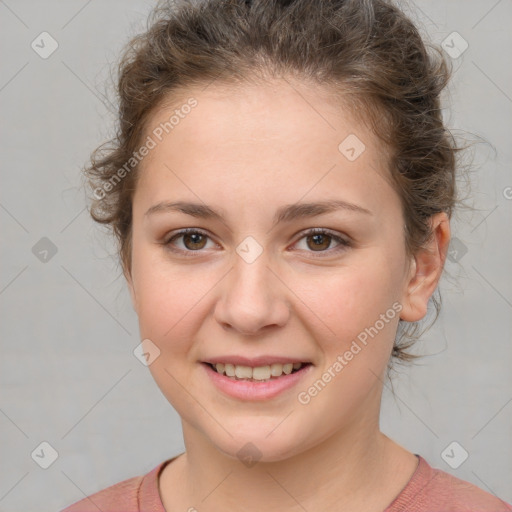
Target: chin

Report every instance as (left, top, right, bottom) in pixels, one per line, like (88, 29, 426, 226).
(207, 422, 313, 464)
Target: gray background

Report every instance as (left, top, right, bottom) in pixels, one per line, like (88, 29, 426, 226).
(0, 1, 511, 510)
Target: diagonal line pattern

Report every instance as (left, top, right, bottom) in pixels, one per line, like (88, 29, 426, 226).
(200, 70, 224, 93)
(61, 265, 132, 334)
(0, 0, 29, 28)
(470, 205, 499, 233)
(163, 367, 234, 438)
(265, 471, 310, 512)
(0, 202, 29, 232)
(200, 470, 233, 503)
(61, 470, 106, 512)
(281, 76, 337, 131)
(408, 1, 439, 29)
(265, 266, 337, 337)
(60, 206, 87, 233)
(471, 265, 512, 308)
(265, 164, 337, 236)
(0, 265, 29, 295)
(471, 0, 503, 30)
(0, 62, 29, 93)
(61, 0, 93, 29)
(163, 267, 234, 337)
(369, 368, 440, 438)
(471, 397, 512, 439)
(469, 471, 512, 506)
(61, 60, 116, 112)
(0, 472, 29, 503)
(61, 369, 132, 439)
(471, 61, 512, 105)
(265, 409, 295, 438)
(0, 408, 29, 438)
(470, 470, 498, 496)
(163, 163, 233, 234)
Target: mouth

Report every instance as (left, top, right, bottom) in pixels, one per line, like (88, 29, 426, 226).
(201, 360, 313, 401)
(203, 361, 311, 382)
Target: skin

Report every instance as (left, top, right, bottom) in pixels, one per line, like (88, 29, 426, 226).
(126, 78, 450, 511)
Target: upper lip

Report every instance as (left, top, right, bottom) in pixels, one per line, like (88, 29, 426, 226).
(203, 355, 311, 367)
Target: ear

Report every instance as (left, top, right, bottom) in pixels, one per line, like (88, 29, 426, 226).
(400, 212, 451, 322)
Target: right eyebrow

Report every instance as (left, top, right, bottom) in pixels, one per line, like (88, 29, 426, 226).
(145, 201, 224, 221)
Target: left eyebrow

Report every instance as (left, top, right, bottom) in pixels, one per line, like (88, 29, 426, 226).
(144, 199, 373, 225)
(273, 199, 373, 225)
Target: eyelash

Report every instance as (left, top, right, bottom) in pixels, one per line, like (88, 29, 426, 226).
(163, 227, 352, 258)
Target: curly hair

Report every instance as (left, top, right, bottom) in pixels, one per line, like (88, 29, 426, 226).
(84, 0, 460, 364)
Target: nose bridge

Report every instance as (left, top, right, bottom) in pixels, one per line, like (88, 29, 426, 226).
(214, 246, 289, 335)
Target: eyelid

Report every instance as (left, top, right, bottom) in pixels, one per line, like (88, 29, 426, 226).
(290, 227, 352, 256)
(164, 227, 211, 243)
(163, 227, 351, 257)
(294, 227, 349, 241)
(163, 227, 218, 255)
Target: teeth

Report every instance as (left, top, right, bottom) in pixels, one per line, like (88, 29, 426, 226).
(234, 365, 252, 379)
(225, 363, 235, 377)
(213, 362, 304, 380)
(252, 365, 271, 380)
(270, 363, 283, 377)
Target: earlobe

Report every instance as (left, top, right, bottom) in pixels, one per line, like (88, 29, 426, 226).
(399, 212, 451, 322)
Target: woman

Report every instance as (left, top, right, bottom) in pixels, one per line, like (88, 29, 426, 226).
(62, 0, 512, 510)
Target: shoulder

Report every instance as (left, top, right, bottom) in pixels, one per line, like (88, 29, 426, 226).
(386, 455, 512, 512)
(60, 474, 143, 512)
(60, 460, 170, 512)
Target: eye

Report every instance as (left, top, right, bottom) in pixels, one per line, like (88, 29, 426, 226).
(292, 228, 351, 256)
(162, 227, 351, 257)
(164, 228, 217, 254)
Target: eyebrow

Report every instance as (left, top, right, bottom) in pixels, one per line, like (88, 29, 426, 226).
(145, 199, 372, 225)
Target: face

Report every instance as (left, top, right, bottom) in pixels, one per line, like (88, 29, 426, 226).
(127, 79, 432, 462)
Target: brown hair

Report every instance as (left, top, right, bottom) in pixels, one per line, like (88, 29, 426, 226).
(85, 0, 460, 364)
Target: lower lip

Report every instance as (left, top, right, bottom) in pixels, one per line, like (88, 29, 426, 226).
(202, 363, 313, 401)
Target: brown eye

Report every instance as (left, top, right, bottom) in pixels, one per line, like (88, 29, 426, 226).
(165, 229, 214, 254)
(294, 228, 351, 257)
(306, 233, 332, 251)
(182, 232, 207, 250)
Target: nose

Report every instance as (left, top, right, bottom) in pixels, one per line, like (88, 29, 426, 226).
(214, 253, 291, 336)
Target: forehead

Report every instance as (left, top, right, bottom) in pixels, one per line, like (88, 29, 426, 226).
(145, 78, 374, 151)
(134, 79, 395, 214)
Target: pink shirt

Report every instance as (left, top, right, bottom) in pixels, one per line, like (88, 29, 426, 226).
(61, 454, 512, 511)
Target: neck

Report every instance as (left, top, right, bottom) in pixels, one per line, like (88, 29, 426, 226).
(163, 413, 416, 511)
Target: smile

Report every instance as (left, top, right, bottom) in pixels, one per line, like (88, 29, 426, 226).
(208, 362, 306, 381)
(201, 361, 313, 401)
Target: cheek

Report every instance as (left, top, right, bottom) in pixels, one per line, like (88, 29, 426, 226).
(132, 257, 213, 416)
(136, 280, 206, 353)
(311, 262, 401, 348)
(298, 267, 401, 419)
(130, 248, 208, 352)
